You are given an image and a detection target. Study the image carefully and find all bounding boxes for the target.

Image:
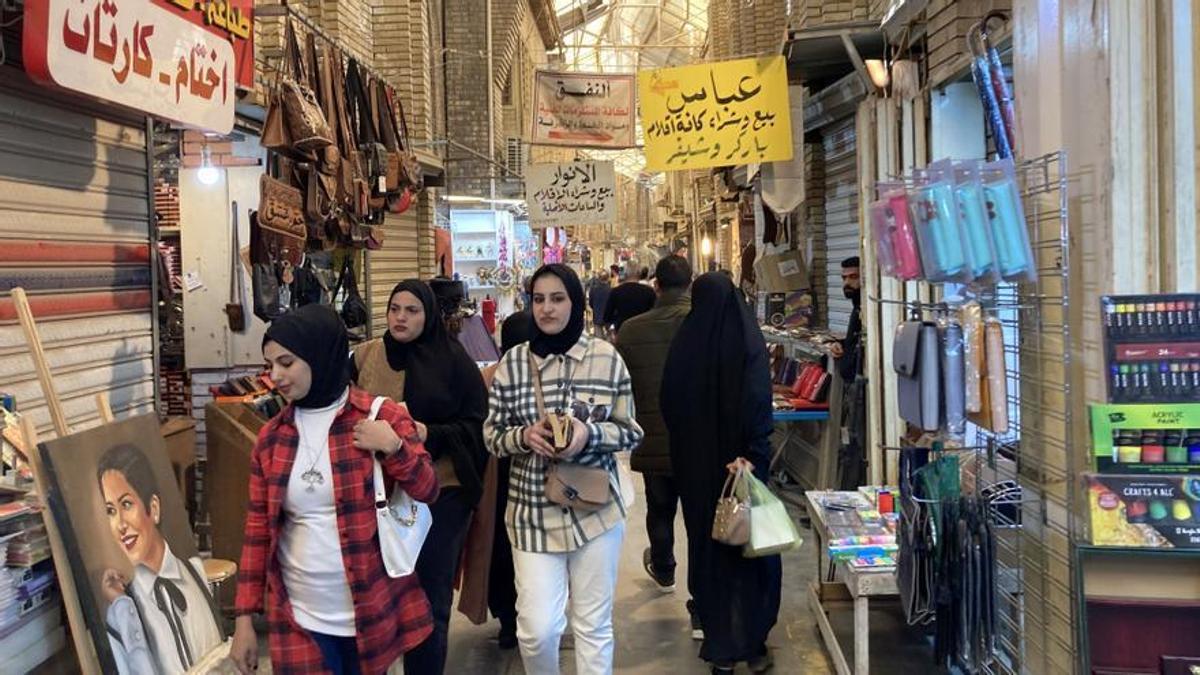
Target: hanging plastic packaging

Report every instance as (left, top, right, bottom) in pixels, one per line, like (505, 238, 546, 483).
(868, 182, 923, 281)
(961, 302, 985, 414)
(949, 160, 1000, 283)
(909, 169, 974, 282)
(939, 317, 967, 435)
(980, 158, 1037, 282)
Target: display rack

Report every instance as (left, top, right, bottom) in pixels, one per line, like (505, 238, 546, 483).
(872, 151, 1075, 675)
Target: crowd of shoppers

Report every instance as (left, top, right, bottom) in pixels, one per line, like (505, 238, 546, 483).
(233, 255, 789, 675)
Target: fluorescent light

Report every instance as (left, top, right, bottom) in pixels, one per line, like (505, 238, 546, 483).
(442, 195, 526, 206)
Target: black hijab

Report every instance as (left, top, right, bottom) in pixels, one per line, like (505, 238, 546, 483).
(661, 272, 749, 473)
(263, 304, 350, 409)
(528, 264, 586, 357)
(355, 280, 490, 504)
(659, 271, 781, 664)
(378, 280, 464, 422)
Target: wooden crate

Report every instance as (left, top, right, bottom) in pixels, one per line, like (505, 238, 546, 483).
(204, 402, 267, 610)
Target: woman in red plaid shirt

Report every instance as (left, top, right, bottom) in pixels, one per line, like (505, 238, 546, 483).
(229, 305, 439, 675)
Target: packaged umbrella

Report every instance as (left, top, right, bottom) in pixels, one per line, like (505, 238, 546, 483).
(951, 160, 1000, 283)
(869, 182, 923, 281)
(980, 158, 1036, 282)
(909, 167, 974, 283)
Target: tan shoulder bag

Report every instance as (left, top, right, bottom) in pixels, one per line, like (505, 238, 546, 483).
(527, 350, 611, 512)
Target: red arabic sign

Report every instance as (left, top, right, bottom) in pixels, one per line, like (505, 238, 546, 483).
(152, 0, 253, 90)
(24, 0, 236, 134)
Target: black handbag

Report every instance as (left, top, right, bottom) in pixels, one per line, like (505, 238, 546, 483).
(252, 261, 286, 322)
(333, 257, 369, 330)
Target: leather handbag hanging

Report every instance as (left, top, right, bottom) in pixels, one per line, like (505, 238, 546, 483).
(345, 59, 388, 206)
(277, 19, 334, 153)
(527, 351, 610, 512)
(224, 201, 247, 332)
(332, 256, 370, 331)
(258, 174, 307, 244)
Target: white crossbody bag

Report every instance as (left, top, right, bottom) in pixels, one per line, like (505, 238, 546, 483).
(369, 396, 432, 578)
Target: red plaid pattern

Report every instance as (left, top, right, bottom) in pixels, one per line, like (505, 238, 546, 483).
(235, 387, 438, 674)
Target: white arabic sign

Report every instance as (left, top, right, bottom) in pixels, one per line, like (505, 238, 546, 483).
(24, 0, 236, 134)
(531, 71, 636, 149)
(526, 161, 617, 227)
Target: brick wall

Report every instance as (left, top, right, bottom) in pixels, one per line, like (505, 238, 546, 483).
(708, 0, 789, 59)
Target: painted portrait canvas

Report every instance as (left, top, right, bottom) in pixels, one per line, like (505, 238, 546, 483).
(38, 413, 227, 674)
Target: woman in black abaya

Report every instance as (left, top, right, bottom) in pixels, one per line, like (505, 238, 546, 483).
(350, 280, 489, 675)
(660, 272, 782, 674)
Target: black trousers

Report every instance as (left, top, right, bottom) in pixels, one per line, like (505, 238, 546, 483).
(487, 457, 517, 625)
(403, 487, 473, 675)
(643, 473, 693, 597)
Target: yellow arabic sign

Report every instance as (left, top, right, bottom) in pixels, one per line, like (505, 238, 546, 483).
(638, 55, 793, 172)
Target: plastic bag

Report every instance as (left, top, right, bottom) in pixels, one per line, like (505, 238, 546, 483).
(743, 472, 802, 557)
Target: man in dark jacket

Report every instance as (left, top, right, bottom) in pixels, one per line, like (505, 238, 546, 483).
(588, 270, 612, 336)
(615, 255, 699, 631)
(604, 267, 658, 332)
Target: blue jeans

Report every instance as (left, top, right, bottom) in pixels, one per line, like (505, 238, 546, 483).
(309, 631, 361, 675)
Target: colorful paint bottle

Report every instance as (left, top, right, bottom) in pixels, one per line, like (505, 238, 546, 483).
(1165, 431, 1187, 464)
(1188, 429, 1200, 464)
(1149, 500, 1170, 521)
(1172, 499, 1193, 522)
(1141, 430, 1165, 463)
(1126, 499, 1149, 524)
(1116, 430, 1142, 464)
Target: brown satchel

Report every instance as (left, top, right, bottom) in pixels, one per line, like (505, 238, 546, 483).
(258, 174, 307, 242)
(277, 20, 333, 153)
(527, 351, 611, 512)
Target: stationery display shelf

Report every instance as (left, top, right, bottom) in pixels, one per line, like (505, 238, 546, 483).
(765, 331, 842, 493)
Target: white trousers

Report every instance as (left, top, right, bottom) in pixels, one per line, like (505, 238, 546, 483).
(512, 521, 625, 675)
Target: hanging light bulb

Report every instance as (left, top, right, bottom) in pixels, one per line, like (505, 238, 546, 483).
(197, 143, 220, 185)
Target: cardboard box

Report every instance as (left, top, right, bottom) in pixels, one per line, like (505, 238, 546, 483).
(755, 248, 809, 292)
(1089, 403, 1200, 474)
(1085, 473, 1200, 548)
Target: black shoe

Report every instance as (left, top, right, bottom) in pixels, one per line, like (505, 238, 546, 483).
(497, 619, 517, 650)
(642, 547, 676, 593)
(709, 663, 735, 674)
(687, 599, 703, 641)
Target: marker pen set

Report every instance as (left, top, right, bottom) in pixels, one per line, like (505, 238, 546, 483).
(1103, 293, 1200, 403)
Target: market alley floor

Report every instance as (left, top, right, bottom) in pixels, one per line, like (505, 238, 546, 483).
(444, 454, 942, 675)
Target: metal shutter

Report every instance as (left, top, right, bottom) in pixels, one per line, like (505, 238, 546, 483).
(368, 207, 422, 335)
(822, 116, 860, 334)
(0, 80, 153, 439)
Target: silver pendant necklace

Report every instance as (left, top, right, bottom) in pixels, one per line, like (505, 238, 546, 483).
(294, 417, 325, 493)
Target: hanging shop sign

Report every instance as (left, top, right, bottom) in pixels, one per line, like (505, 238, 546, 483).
(638, 55, 793, 172)
(531, 71, 637, 149)
(526, 160, 617, 227)
(23, 0, 236, 134)
(153, 0, 255, 90)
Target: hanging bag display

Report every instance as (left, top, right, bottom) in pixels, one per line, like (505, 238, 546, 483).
(527, 351, 611, 512)
(276, 19, 334, 153)
(712, 467, 751, 546)
(224, 202, 247, 332)
(367, 396, 433, 578)
(940, 319, 966, 434)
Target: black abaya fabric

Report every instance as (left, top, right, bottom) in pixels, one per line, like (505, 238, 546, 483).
(660, 272, 781, 665)
(263, 304, 350, 409)
(353, 280, 490, 505)
(528, 264, 586, 357)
